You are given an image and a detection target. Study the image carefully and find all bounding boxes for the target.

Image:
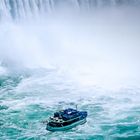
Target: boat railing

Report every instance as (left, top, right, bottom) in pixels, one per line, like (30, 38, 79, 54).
(49, 116, 81, 123)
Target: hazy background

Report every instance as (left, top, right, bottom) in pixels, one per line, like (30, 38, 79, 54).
(0, 1, 140, 90)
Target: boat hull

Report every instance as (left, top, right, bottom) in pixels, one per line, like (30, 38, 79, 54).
(46, 118, 86, 131)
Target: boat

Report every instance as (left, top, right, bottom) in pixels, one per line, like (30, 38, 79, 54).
(46, 108, 87, 131)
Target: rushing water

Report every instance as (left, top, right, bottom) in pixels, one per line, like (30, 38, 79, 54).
(0, 0, 140, 140)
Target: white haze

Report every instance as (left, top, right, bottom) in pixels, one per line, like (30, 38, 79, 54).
(0, 7, 140, 90)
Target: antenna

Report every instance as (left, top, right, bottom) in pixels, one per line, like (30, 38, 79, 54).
(76, 104, 78, 110)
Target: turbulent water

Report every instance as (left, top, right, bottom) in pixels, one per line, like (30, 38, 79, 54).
(0, 0, 140, 139)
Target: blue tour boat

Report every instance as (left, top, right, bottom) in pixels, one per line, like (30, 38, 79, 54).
(46, 108, 87, 131)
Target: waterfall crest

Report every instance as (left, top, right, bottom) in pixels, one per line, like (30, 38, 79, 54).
(0, 0, 140, 20)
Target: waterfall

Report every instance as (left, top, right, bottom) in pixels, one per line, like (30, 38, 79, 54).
(0, 0, 140, 20)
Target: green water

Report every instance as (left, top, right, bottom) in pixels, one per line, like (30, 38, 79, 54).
(0, 71, 140, 140)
